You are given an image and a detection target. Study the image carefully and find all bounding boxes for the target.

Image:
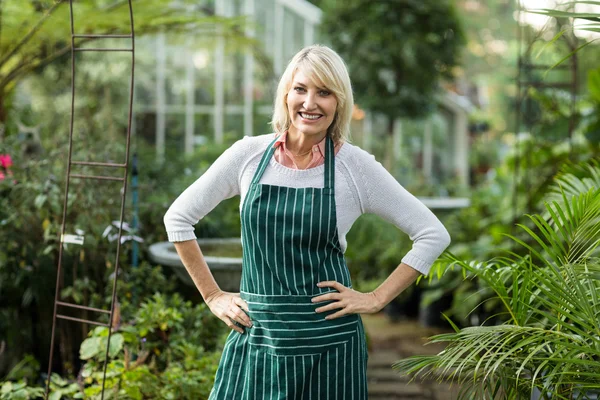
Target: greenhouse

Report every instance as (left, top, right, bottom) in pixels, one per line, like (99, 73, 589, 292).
(1, 0, 600, 399)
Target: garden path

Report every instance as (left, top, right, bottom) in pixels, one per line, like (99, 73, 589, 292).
(362, 314, 460, 400)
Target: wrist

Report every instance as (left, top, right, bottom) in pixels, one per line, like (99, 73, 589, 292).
(204, 288, 223, 304)
(368, 291, 385, 312)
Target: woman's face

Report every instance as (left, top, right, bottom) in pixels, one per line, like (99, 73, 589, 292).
(286, 69, 338, 139)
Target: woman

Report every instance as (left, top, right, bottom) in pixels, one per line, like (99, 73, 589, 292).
(163, 44, 451, 399)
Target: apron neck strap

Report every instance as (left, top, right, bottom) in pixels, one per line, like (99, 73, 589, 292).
(324, 135, 334, 190)
(252, 134, 335, 189)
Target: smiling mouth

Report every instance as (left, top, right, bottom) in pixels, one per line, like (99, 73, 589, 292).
(299, 112, 323, 120)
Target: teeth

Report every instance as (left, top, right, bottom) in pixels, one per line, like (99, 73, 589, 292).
(300, 113, 321, 120)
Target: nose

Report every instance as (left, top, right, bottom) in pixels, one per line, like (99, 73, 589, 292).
(303, 91, 317, 111)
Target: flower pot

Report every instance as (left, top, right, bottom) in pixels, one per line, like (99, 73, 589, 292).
(148, 238, 243, 292)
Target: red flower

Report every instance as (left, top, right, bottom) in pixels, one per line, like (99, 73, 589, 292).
(0, 154, 14, 182)
(0, 154, 12, 169)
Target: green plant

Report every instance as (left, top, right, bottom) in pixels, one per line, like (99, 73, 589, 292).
(0, 291, 228, 399)
(0, 356, 43, 400)
(74, 293, 225, 399)
(394, 161, 600, 399)
(0, 382, 44, 400)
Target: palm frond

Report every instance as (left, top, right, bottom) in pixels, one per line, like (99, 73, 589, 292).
(397, 165, 600, 398)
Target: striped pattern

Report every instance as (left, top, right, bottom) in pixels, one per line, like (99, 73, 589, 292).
(209, 137, 368, 399)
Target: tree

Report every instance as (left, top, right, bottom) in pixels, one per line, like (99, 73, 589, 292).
(319, 0, 465, 133)
(0, 0, 254, 130)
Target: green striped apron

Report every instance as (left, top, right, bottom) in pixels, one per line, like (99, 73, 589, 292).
(208, 136, 368, 400)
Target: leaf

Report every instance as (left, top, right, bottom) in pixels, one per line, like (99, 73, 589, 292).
(1, 382, 12, 394)
(534, 29, 566, 60)
(34, 194, 47, 209)
(11, 388, 28, 400)
(544, 39, 599, 78)
(588, 68, 600, 103)
(79, 337, 102, 360)
(529, 8, 600, 19)
(49, 373, 67, 387)
(92, 326, 108, 337)
(441, 313, 460, 333)
(49, 391, 62, 400)
(108, 333, 124, 358)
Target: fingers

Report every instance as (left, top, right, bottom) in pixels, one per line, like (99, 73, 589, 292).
(315, 301, 345, 314)
(224, 317, 245, 334)
(235, 297, 250, 313)
(324, 308, 348, 320)
(227, 306, 253, 328)
(317, 280, 345, 291)
(311, 292, 342, 303)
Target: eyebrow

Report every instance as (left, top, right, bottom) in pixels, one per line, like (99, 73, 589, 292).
(293, 81, 328, 90)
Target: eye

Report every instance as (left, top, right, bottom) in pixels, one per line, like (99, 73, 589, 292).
(319, 90, 331, 96)
(294, 86, 306, 92)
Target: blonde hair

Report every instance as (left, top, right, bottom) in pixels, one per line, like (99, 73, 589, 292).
(270, 44, 353, 144)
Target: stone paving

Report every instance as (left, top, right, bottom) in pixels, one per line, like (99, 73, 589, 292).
(362, 314, 461, 400)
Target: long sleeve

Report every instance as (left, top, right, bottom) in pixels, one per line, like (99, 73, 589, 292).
(163, 138, 246, 242)
(356, 151, 451, 275)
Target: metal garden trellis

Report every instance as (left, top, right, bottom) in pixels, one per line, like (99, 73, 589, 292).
(44, 1, 135, 398)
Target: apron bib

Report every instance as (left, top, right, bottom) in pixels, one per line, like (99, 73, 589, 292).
(209, 136, 368, 399)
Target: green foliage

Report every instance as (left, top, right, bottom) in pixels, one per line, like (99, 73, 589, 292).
(0, 357, 43, 400)
(422, 58, 600, 324)
(0, 120, 242, 374)
(74, 293, 224, 399)
(319, 0, 465, 120)
(394, 161, 600, 399)
(1, 291, 227, 399)
(581, 67, 600, 144)
(0, 381, 44, 400)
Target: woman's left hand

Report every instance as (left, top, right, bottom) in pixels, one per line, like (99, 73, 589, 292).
(311, 281, 382, 320)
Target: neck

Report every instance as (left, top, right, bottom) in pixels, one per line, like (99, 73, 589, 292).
(286, 128, 327, 155)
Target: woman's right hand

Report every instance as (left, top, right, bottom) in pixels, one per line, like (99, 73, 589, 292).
(205, 290, 252, 334)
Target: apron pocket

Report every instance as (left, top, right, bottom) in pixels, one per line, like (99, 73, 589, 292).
(245, 297, 358, 357)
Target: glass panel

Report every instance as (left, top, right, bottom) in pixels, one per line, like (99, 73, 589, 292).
(193, 46, 216, 105)
(400, 118, 424, 189)
(257, 0, 276, 59)
(283, 9, 297, 63)
(164, 44, 188, 106)
(194, 113, 214, 145)
(253, 54, 275, 105)
(232, 0, 243, 16)
(369, 114, 389, 164)
(293, 13, 305, 50)
(254, 112, 272, 136)
(223, 51, 245, 105)
(430, 112, 453, 191)
(223, 113, 244, 143)
(134, 36, 157, 106)
(201, 0, 216, 14)
(164, 113, 186, 157)
(134, 112, 157, 146)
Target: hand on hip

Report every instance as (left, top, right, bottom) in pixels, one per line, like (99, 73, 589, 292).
(206, 290, 253, 334)
(311, 281, 382, 320)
